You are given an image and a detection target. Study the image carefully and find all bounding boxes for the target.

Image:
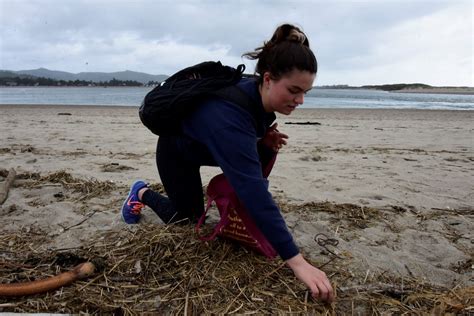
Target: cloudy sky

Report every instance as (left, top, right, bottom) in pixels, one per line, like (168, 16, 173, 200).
(1, 0, 472, 86)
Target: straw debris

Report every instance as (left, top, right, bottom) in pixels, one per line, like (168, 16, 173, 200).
(1, 225, 472, 314)
(2, 169, 118, 200)
(278, 200, 382, 229)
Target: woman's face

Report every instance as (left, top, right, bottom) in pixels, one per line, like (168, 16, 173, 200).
(261, 69, 316, 115)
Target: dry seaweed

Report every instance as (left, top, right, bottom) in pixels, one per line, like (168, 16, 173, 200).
(1, 225, 472, 315)
(278, 200, 382, 229)
(101, 163, 136, 173)
(0, 168, 472, 314)
(8, 170, 118, 201)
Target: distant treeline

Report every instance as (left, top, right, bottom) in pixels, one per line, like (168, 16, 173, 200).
(319, 83, 433, 91)
(0, 76, 160, 87)
(361, 83, 432, 91)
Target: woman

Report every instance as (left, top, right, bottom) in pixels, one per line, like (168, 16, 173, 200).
(122, 24, 334, 302)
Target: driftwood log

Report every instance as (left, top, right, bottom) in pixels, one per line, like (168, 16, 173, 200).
(0, 262, 95, 297)
(0, 168, 16, 205)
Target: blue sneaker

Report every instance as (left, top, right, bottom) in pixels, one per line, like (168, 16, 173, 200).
(121, 180, 148, 224)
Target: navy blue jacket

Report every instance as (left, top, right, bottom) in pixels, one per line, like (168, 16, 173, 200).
(182, 78, 299, 260)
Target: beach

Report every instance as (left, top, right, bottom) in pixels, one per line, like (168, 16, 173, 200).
(0, 105, 472, 312)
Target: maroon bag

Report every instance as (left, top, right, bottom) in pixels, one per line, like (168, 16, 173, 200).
(195, 153, 278, 259)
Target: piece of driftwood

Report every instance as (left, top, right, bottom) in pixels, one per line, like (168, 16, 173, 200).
(0, 168, 16, 205)
(285, 121, 321, 125)
(0, 262, 95, 297)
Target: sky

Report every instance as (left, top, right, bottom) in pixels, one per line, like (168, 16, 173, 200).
(0, 0, 472, 86)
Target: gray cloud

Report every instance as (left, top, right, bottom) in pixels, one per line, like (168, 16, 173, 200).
(1, 0, 471, 86)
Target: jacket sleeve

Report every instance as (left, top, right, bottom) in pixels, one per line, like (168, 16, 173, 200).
(203, 121, 299, 260)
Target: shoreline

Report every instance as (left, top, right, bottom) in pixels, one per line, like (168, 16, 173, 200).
(4, 85, 473, 95)
(314, 87, 474, 95)
(1, 103, 473, 112)
(394, 88, 474, 95)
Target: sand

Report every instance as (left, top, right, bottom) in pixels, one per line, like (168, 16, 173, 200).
(0, 105, 472, 291)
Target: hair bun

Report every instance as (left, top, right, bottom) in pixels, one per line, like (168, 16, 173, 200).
(287, 29, 306, 44)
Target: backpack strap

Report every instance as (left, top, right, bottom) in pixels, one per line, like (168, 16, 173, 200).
(212, 84, 260, 130)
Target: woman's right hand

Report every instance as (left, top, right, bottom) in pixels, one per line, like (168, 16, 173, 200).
(286, 253, 334, 302)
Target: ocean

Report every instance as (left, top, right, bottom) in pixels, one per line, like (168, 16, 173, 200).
(0, 86, 473, 110)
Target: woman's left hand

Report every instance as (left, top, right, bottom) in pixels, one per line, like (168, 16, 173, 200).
(262, 123, 288, 152)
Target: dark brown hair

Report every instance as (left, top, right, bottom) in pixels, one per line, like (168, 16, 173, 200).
(242, 24, 317, 83)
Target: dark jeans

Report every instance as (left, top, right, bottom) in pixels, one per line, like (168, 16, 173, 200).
(142, 135, 216, 223)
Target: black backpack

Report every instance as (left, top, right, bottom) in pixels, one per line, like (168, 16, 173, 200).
(139, 61, 257, 136)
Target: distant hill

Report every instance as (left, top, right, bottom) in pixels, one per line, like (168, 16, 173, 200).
(0, 70, 36, 79)
(1, 68, 169, 84)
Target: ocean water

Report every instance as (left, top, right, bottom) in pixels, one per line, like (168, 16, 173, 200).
(0, 86, 473, 110)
